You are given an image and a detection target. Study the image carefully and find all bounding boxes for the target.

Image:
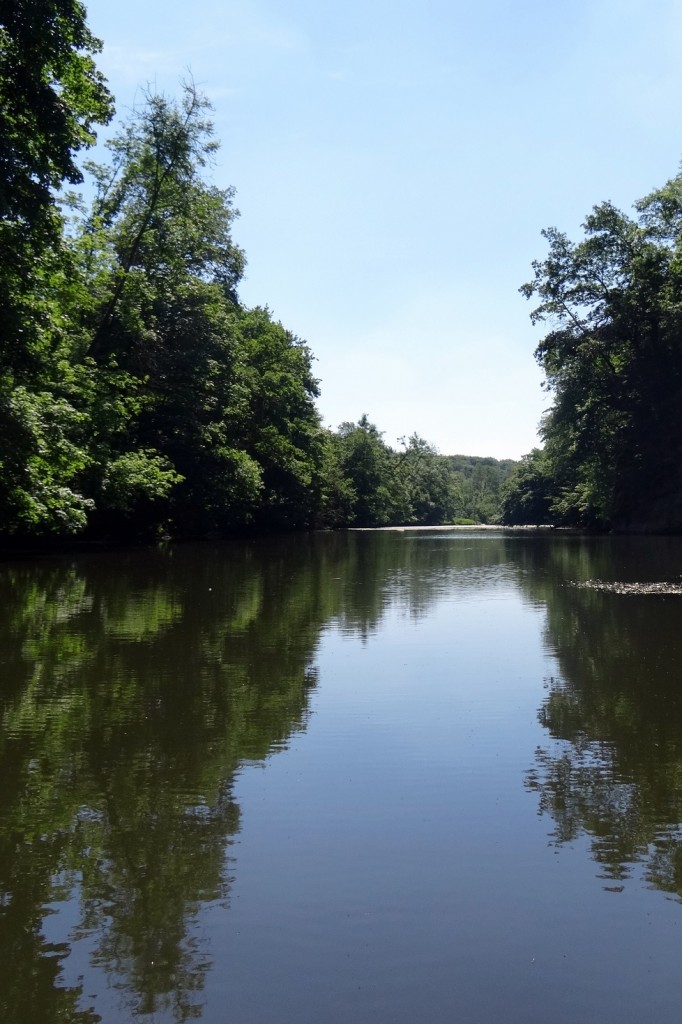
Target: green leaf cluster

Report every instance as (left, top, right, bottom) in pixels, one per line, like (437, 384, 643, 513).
(505, 170, 682, 531)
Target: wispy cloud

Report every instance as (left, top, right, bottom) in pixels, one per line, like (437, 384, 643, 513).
(98, 0, 308, 92)
(101, 45, 183, 85)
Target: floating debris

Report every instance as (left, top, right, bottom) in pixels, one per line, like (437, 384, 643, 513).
(571, 580, 682, 595)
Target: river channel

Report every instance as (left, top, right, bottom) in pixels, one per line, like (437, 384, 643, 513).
(1, 529, 682, 1023)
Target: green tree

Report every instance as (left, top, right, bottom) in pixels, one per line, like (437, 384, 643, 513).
(75, 85, 323, 536)
(445, 455, 516, 523)
(500, 448, 554, 525)
(74, 86, 260, 534)
(396, 434, 461, 524)
(0, 0, 113, 537)
(234, 306, 324, 528)
(315, 429, 358, 528)
(520, 174, 682, 530)
(332, 416, 408, 526)
(0, 0, 112, 228)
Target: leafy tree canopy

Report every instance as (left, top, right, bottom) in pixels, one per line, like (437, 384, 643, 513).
(505, 166, 682, 531)
(0, 0, 113, 230)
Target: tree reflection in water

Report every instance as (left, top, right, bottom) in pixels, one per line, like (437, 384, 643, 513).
(0, 538, 326, 1022)
(514, 535, 682, 898)
(8, 530, 682, 1020)
(0, 531, 508, 1022)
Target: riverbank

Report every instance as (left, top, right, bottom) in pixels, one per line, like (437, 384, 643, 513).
(350, 523, 558, 532)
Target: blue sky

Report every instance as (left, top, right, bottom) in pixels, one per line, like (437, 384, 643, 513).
(84, 0, 682, 458)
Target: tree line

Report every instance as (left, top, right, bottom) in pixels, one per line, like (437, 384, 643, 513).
(502, 164, 682, 532)
(0, 2, 515, 542)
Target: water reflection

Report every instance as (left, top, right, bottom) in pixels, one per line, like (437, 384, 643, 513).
(0, 539, 328, 1022)
(512, 536, 682, 897)
(0, 532, 518, 1022)
(4, 531, 682, 1021)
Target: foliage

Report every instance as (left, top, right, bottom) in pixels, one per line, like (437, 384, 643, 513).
(316, 419, 475, 529)
(0, 1, 502, 541)
(0, 0, 108, 534)
(100, 449, 182, 513)
(72, 86, 326, 536)
(0, 0, 113, 401)
(330, 416, 409, 526)
(446, 454, 516, 524)
(507, 169, 682, 530)
(396, 434, 462, 524)
(0, 0, 113, 226)
(0, 72, 330, 539)
(500, 448, 553, 525)
(233, 306, 324, 528)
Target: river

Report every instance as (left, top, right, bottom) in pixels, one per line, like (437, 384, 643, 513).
(1, 530, 682, 1023)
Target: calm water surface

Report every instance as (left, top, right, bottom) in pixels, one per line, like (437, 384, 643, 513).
(2, 530, 682, 1022)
